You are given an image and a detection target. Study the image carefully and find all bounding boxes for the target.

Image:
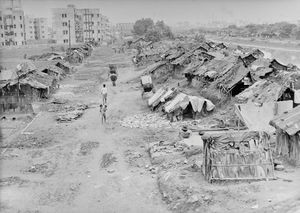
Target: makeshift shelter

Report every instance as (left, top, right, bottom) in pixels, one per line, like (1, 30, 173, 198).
(270, 59, 287, 71)
(202, 131, 275, 182)
(215, 63, 252, 96)
(149, 87, 177, 111)
(66, 50, 84, 64)
(242, 54, 257, 67)
(215, 43, 227, 50)
(269, 106, 300, 164)
(162, 93, 215, 121)
(144, 61, 171, 79)
(54, 61, 72, 73)
(235, 101, 293, 132)
(236, 80, 293, 104)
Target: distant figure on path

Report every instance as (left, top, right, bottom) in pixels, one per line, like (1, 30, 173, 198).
(101, 84, 108, 104)
(99, 104, 107, 123)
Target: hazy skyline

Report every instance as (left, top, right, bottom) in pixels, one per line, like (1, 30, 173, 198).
(3, 0, 300, 26)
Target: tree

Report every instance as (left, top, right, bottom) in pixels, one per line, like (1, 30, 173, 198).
(145, 28, 161, 42)
(132, 18, 154, 36)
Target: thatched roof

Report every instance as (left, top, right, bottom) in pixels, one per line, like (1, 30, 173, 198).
(143, 61, 167, 74)
(269, 105, 300, 136)
(216, 63, 250, 91)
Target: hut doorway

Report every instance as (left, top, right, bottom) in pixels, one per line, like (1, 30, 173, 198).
(182, 103, 194, 120)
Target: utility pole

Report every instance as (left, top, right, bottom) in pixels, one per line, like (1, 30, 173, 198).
(68, 20, 71, 49)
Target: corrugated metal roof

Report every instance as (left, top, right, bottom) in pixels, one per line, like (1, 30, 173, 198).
(269, 105, 300, 135)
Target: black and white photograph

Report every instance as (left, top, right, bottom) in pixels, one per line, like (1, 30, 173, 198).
(0, 0, 300, 212)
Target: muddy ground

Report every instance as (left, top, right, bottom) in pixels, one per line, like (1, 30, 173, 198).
(0, 46, 300, 213)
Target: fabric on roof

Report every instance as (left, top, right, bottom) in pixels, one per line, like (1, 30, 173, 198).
(148, 87, 167, 106)
(0, 69, 17, 81)
(235, 101, 293, 132)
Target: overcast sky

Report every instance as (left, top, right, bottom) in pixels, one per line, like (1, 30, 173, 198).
(2, 0, 300, 26)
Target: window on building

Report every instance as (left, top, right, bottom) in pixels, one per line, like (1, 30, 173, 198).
(30, 31, 32, 33)
(1, 34, 3, 37)
(1, 42, 4, 46)
(98, 30, 100, 33)
(13, 24, 16, 28)
(13, 16, 15, 20)
(20, 24, 22, 28)
(0, 25, 2, 29)
(20, 16, 22, 20)
(0, 16, 2, 21)
(21, 33, 23, 36)
(97, 14, 99, 18)
(15, 33, 17, 36)
(91, 14, 94, 18)
(63, 39, 68, 43)
(42, 36, 45, 38)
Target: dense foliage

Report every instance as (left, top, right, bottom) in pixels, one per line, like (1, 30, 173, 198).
(132, 18, 174, 42)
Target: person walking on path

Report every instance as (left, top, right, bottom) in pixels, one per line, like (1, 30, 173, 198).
(101, 84, 108, 104)
(99, 104, 107, 123)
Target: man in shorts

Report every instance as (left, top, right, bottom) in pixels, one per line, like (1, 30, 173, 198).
(101, 84, 108, 104)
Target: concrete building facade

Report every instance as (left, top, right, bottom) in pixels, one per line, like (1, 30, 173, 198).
(0, 0, 26, 46)
(52, 5, 110, 45)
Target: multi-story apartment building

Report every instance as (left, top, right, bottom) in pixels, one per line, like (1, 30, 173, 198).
(52, 5, 110, 45)
(115, 23, 134, 36)
(24, 16, 35, 40)
(0, 0, 26, 46)
(25, 16, 50, 41)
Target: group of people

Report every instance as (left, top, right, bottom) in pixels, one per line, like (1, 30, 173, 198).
(100, 84, 108, 124)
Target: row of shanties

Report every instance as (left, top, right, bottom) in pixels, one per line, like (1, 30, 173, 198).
(0, 41, 97, 113)
(135, 38, 300, 165)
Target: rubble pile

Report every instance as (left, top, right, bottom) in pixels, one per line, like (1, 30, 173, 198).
(100, 153, 117, 168)
(0, 176, 29, 187)
(78, 141, 100, 156)
(55, 104, 88, 122)
(24, 161, 57, 177)
(120, 112, 210, 129)
(3, 134, 57, 149)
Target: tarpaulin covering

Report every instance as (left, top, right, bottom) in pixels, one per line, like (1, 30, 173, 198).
(164, 93, 189, 113)
(235, 101, 293, 132)
(148, 87, 167, 106)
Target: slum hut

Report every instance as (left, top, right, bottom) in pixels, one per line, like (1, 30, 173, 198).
(250, 58, 272, 81)
(235, 101, 293, 132)
(269, 106, 300, 164)
(66, 50, 84, 64)
(170, 46, 205, 75)
(215, 42, 227, 50)
(214, 63, 253, 96)
(251, 49, 264, 58)
(148, 87, 177, 111)
(201, 130, 275, 182)
(236, 80, 294, 104)
(270, 59, 288, 71)
(162, 93, 215, 121)
(54, 61, 72, 74)
(242, 53, 258, 67)
(183, 61, 203, 85)
(192, 57, 237, 83)
(39, 65, 65, 80)
(144, 61, 171, 80)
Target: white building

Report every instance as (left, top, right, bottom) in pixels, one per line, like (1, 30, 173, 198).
(52, 5, 110, 45)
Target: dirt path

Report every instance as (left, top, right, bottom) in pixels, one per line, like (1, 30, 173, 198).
(0, 47, 169, 213)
